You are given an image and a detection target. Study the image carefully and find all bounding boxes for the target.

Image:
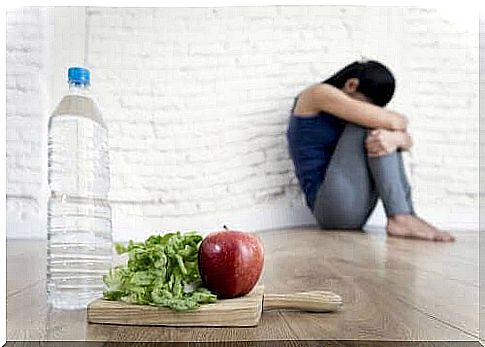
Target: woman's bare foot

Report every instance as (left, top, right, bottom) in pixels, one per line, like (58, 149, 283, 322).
(386, 214, 455, 242)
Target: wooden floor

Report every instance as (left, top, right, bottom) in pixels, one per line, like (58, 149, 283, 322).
(6, 227, 480, 343)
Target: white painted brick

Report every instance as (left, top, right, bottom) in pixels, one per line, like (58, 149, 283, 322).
(6, 7, 47, 211)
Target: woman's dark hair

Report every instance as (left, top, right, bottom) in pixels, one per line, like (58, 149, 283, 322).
(323, 60, 396, 107)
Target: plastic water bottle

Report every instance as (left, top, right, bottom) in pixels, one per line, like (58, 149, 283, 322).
(46, 67, 113, 309)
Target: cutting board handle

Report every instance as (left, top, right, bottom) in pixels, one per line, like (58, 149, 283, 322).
(263, 290, 342, 312)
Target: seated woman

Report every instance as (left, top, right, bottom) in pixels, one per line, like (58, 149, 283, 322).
(287, 59, 454, 242)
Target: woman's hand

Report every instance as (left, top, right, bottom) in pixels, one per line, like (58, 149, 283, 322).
(365, 129, 412, 157)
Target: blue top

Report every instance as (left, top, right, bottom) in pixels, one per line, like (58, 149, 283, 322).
(68, 67, 90, 86)
(286, 101, 345, 211)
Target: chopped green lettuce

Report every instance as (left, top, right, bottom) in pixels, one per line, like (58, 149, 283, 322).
(103, 231, 216, 311)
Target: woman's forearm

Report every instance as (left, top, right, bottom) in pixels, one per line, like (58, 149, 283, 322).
(310, 84, 408, 131)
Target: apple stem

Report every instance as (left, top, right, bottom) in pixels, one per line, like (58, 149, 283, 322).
(223, 225, 229, 231)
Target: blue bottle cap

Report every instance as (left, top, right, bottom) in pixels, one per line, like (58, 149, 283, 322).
(68, 67, 90, 86)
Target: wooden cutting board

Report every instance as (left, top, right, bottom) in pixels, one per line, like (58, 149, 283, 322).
(87, 286, 342, 327)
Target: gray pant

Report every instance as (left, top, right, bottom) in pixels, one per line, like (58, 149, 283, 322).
(313, 123, 415, 229)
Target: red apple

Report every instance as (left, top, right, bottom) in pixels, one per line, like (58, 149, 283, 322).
(198, 227, 264, 299)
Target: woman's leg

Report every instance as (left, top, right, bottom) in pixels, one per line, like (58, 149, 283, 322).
(313, 123, 379, 229)
(313, 123, 413, 229)
(313, 123, 454, 241)
(367, 147, 415, 217)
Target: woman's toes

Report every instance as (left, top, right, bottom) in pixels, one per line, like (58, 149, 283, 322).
(443, 232, 455, 242)
(433, 233, 444, 241)
(434, 231, 454, 242)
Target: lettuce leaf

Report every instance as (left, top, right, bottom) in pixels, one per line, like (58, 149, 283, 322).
(102, 231, 216, 311)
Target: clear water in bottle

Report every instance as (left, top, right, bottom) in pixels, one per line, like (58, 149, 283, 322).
(47, 67, 113, 309)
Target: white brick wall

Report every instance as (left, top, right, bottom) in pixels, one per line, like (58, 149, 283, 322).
(6, 7, 49, 238)
(6, 6, 479, 241)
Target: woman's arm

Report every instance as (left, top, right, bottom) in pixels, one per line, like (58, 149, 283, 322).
(307, 84, 408, 131)
(365, 129, 413, 157)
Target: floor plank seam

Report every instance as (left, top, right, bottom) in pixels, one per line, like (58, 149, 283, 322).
(277, 312, 302, 340)
(7, 279, 44, 299)
(396, 296, 479, 340)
